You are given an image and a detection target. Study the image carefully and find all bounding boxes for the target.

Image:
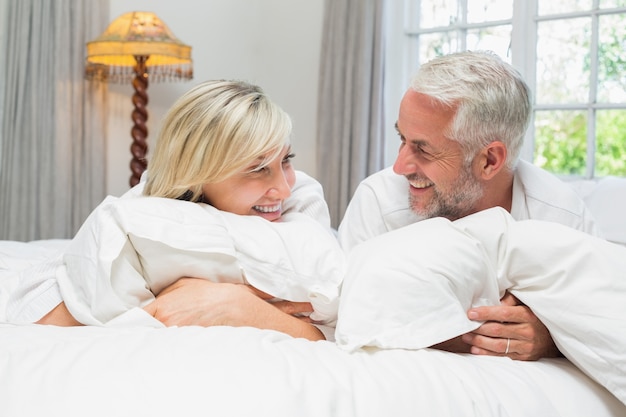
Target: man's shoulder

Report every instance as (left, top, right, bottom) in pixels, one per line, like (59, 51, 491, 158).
(360, 166, 405, 186)
(514, 160, 597, 233)
(349, 167, 420, 230)
(359, 167, 408, 200)
(353, 167, 411, 217)
(515, 160, 585, 204)
(338, 167, 418, 249)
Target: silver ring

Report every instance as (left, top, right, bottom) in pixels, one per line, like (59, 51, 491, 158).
(505, 338, 511, 355)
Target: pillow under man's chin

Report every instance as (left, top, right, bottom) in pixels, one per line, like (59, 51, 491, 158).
(334, 217, 500, 352)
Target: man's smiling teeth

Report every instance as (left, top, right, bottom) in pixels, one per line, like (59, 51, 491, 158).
(253, 204, 281, 213)
(409, 179, 434, 189)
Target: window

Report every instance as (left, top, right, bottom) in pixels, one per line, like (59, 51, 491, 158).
(385, 0, 626, 178)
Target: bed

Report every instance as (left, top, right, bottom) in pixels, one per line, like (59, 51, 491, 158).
(1, 177, 625, 417)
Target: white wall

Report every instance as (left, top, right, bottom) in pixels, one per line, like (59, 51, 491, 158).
(107, 0, 324, 196)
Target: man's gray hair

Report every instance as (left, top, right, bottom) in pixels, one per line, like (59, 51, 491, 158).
(410, 50, 531, 169)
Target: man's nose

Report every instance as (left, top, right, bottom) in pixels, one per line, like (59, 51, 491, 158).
(393, 145, 416, 175)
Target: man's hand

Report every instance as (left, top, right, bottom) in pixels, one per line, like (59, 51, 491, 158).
(462, 291, 561, 361)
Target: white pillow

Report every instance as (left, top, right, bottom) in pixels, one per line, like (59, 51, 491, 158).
(60, 197, 243, 324)
(583, 177, 626, 245)
(60, 196, 343, 325)
(493, 217, 626, 406)
(335, 207, 626, 405)
(335, 216, 502, 352)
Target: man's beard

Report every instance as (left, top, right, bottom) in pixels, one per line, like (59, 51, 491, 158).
(408, 165, 484, 221)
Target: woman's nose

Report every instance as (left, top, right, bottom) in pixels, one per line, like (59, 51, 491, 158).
(268, 170, 292, 199)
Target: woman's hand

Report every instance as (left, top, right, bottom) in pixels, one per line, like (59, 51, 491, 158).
(246, 287, 316, 320)
(461, 291, 561, 361)
(143, 278, 324, 341)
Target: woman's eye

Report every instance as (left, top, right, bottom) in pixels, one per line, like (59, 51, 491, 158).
(283, 153, 296, 164)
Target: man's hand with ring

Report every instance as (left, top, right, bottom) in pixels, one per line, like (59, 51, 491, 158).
(462, 291, 561, 361)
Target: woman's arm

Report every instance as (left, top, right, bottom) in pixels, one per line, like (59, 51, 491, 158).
(143, 278, 325, 341)
(35, 302, 83, 326)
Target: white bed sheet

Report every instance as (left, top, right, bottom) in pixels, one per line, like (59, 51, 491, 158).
(0, 323, 623, 417)
(1, 222, 625, 416)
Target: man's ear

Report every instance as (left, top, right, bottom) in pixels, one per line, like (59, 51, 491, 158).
(477, 141, 507, 180)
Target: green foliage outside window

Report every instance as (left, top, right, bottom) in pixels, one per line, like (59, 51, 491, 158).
(535, 110, 626, 177)
(596, 110, 626, 176)
(534, 111, 587, 176)
(534, 13, 626, 178)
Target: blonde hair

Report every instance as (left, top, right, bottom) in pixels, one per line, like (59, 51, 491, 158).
(144, 80, 292, 201)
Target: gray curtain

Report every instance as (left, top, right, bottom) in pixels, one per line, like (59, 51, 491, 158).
(0, 0, 109, 241)
(316, 0, 387, 228)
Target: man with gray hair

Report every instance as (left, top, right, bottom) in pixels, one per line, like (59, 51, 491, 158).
(338, 50, 598, 361)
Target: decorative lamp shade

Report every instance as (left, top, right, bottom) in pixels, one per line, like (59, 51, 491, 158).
(85, 11, 193, 187)
(85, 11, 193, 83)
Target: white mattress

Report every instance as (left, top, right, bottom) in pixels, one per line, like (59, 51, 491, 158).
(0, 323, 623, 417)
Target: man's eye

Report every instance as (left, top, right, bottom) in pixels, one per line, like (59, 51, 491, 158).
(414, 146, 435, 159)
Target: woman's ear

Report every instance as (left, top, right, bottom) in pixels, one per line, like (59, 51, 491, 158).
(477, 141, 507, 180)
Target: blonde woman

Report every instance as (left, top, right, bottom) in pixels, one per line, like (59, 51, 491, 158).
(9, 81, 341, 341)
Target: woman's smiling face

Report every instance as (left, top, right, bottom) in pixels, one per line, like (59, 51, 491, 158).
(201, 145, 296, 222)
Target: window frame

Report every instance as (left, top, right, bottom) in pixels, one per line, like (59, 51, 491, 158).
(385, 0, 626, 179)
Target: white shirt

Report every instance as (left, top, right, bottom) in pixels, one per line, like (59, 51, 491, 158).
(338, 160, 599, 252)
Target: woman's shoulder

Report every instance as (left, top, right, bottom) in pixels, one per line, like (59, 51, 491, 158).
(285, 171, 331, 228)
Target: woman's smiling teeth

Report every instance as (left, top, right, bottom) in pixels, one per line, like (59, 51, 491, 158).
(253, 203, 281, 213)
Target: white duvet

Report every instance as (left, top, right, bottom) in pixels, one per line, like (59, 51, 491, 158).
(0, 323, 623, 417)
(336, 207, 626, 406)
(2, 237, 622, 416)
(0, 170, 344, 327)
(54, 195, 344, 326)
(2, 193, 626, 413)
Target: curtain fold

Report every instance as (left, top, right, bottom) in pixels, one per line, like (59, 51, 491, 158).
(0, 0, 109, 241)
(316, 0, 387, 227)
